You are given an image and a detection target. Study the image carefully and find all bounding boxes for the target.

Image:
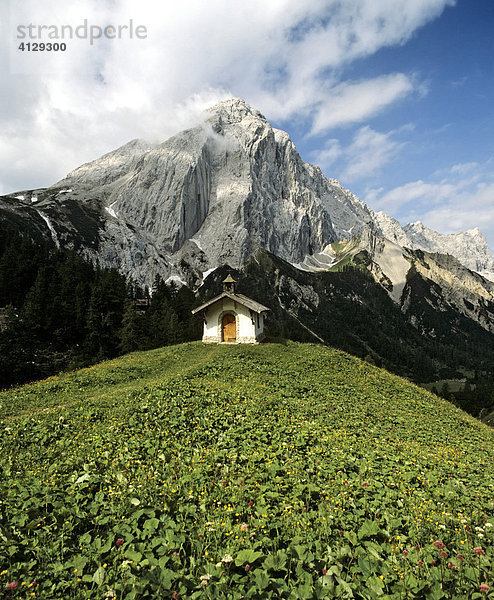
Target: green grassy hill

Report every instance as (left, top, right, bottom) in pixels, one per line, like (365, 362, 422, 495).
(0, 342, 493, 600)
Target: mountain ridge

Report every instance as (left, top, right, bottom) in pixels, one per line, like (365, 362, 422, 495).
(374, 211, 494, 273)
(2, 98, 492, 288)
(1, 97, 493, 344)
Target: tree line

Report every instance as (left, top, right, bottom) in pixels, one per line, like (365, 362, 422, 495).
(0, 229, 201, 388)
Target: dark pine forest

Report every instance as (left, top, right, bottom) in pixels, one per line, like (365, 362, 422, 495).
(0, 228, 200, 388)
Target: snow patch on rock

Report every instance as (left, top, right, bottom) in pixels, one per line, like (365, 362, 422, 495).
(190, 238, 203, 251)
(105, 201, 119, 219)
(165, 274, 186, 287)
(37, 211, 60, 249)
(201, 267, 216, 280)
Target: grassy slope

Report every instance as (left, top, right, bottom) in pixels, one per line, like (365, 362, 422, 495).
(0, 342, 493, 600)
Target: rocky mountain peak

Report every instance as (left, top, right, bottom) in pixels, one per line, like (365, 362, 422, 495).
(374, 212, 494, 273)
(206, 97, 267, 126)
(203, 97, 273, 147)
(403, 222, 494, 272)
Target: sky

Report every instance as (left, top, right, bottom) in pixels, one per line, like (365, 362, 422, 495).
(1, 0, 494, 251)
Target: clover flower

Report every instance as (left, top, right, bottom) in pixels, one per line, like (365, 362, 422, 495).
(480, 584, 490, 594)
(474, 547, 486, 556)
(6, 582, 18, 590)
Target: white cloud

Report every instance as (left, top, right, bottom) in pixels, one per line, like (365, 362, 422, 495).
(421, 181, 494, 231)
(341, 126, 405, 181)
(310, 138, 342, 169)
(369, 180, 458, 212)
(366, 160, 494, 250)
(310, 74, 414, 134)
(311, 125, 406, 182)
(0, 0, 454, 192)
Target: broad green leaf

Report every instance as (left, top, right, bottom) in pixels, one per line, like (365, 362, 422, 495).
(263, 550, 288, 571)
(366, 575, 384, 596)
(235, 549, 264, 566)
(254, 570, 269, 589)
(358, 519, 379, 540)
(125, 549, 143, 563)
(92, 566, 105, 586)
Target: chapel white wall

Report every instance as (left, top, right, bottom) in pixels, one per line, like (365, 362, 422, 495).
(201, 298, 262, 343)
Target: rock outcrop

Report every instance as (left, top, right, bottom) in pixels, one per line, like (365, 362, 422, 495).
(374, 211, 494, 273)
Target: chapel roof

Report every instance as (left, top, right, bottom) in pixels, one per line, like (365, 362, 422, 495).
(191, 291, 270, 315)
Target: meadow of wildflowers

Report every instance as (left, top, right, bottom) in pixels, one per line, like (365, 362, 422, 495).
(0, 341, 493, 599)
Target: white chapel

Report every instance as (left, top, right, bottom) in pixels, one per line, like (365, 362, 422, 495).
(192, 275, 269, 343)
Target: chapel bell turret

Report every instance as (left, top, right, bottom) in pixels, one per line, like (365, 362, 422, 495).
(222, 274, 236, 294)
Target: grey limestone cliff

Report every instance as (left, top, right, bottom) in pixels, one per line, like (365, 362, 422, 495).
(374, 211, 494, 273)
(1, 98, 493, 303)
(25, 98, 377, 287)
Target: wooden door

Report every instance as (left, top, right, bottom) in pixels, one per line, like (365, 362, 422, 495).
(222, 314, 236, 342)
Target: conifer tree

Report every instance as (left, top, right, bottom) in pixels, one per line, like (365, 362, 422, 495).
(120, 299, 145, 353)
